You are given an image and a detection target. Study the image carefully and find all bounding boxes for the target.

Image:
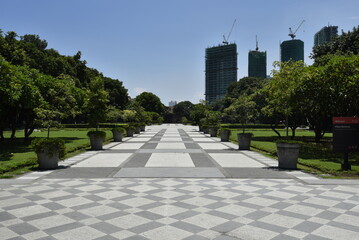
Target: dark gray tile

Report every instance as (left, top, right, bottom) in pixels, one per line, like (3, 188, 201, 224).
(123, 153, 151, 168)
(244, 210, 272, 220)
(90, 222, 121, 234)
(293, 221, 323, 233)
(21, 211, 57, 222)
(208, 210, 237, 220)
(185, 143, 201, 149)
(211, 221, 242, 233)
(45, 168, 115, 178)
(9, 222, 39, 235)
(135, 210, 163, 220)
(333, 202, 356, 210)
(315, 211, 340, 220)
(271, 234, 300, 240)
(171, 221, 205, 233)
(250, 221, 287, 233)
(44, 222, 84, 235)
(141, 143, 158, 149)
(64, 211, 92, 221)
(129, 222, 163, 234)
(0, 212, 16, 221)
(190, 153, 216, 167)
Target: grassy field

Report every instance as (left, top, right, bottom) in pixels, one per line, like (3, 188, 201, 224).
(229, 128, 359, 178)
(0, 129, 113, 178)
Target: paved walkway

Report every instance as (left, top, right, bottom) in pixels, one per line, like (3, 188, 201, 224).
(1, 124, 359, 239)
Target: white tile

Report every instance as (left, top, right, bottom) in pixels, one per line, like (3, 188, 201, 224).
(198, 143, 231, 150)
(52, 226, 105, 240)
(126, 138, 151, 142)
(192, 138, 215, 142)
(111, 143, 144, 149)
(160, 137, 183, 142)
(72, 153, 131, 167)
(146, 153, 195, 167)
(156, 143, 186, 149)
(142, 225, 192, 240)
(209, 153, 264, 168)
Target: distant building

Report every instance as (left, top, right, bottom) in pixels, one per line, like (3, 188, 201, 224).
(280, 39, 304, 62)
(314, 25, 338, 47)
(205, 43, 237, 104)
(248, 50, 267, 78)
(169, 100, 177, 107)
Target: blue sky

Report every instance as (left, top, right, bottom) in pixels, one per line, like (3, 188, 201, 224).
(1, 0, 358, 105)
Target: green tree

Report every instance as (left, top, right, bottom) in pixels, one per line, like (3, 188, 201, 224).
(173, 101, 194, 122)
(103, 77, 129, 109)
(190, 103, 208, 126)
(86, 77, 109, 130)
(134, 92, 165, 114)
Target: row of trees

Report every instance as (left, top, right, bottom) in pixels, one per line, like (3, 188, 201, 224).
(0, 30, 171, 141)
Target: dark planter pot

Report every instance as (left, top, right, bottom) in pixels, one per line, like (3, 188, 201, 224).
(203, 128, 209, 134)
(135, 126, 141, 134)
(112, 130, 123, 142)
(126, 129, 134, 137)
(199, 126, 203, 132)
(89, 135, 104, 150)
(276, 142, 300, 169)
(237, 133, 252, 150)
(220, 129, 230, 142)
(140, 125, 146, 132)
(209, 128, 218, 137)
(37, 150, 59, 170)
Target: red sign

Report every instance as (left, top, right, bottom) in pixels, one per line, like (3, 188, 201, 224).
(333, 117, 359, 124)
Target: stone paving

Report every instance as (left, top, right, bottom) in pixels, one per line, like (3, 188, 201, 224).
(1, 124, 359, 239)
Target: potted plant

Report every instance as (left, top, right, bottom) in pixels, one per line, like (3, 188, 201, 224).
(112, 127, 126, 142)
(32, 138, 66, 170)
(86, 76, 109, 150)
(276, 139, 300, 169)
(87, 131, 106, 150)
(206, 111, 221, 137)
(140, 123, 146, 132)
(223, 96, 257, 150)
(125, 125, 136, 137)
(220, 128, 231, 142)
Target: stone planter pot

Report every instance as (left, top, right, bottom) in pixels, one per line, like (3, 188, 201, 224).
(203, 128, 209, 134)
(140, 125, 146, 132)
(135, 126, 141, 134)
(220, 129, 230, 142)
(276, 142, 300, 169)
(199, 126, 203, 132)
(126, 129, 134, 137)
(112, 130, 123, 142)
(237, 133, 252, 150)
(209, 128, 218, 137)
(89, 135, 104, 150)
(37, 150, 59, 170)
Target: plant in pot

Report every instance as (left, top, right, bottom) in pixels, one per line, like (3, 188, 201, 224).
(86, 76, 109, 150)
(223, 96, 257, 150)
(275, 139, 300, 169)
(112, 127, 126, 142)
(220, 128, 231, 142)
(125, 125, 136, 137)
(32, 109, 66, 170)
(206, 111, 221, 137)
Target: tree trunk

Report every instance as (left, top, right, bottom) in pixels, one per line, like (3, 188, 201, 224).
(10, 126, 16, 139)
(0, 129, 4, 141)
(24, 126, 34, 142)
(270, 123, 281, 137)
(314, 128, 323, 143)
(290, 127, 297, 139)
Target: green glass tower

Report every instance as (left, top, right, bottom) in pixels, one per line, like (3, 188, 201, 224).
(314, 26, 338, 47)
(205, 43, 237, 104)
(280, 39, 304, 62)
(248, 50, 267, 78)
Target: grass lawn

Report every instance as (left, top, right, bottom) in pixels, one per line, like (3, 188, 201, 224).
(0, 129, 113, 178)
(229, 128, 359, 178)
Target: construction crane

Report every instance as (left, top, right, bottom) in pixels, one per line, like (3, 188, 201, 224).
(255, 35, 259, 51)
(288, 20, 305, 40)
(222, 19, 237, 45)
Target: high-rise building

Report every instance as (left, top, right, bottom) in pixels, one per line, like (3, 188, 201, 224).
(314, 25, 338, 47)
(169, 101, 177, 107)
(280, 39, 304, 62)
(205, 43, 237, 104)
(248, 50, 267, 78)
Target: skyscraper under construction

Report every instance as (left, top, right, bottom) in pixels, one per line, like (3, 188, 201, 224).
(205, 43, 237, 104)
(280, 39, 304, 62)
(314, 25, 338, 47)
(248, 42, 266, 78)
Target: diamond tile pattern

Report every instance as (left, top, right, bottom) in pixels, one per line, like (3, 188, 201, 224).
(1, 124, 359, 239)
(1, 178, 359, 239)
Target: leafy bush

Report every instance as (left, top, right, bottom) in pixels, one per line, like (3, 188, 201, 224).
(32, 138, 66, 158)
(87, 131, 106, 138)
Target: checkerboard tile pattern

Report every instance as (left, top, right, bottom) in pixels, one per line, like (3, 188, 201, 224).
(1, 178, 359, 240)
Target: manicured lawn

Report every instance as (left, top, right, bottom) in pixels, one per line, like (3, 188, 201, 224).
(229, 128, 359, 177)
(0, 129, 113, 178)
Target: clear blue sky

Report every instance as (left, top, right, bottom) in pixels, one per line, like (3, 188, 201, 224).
(1, 0, 358, 105)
